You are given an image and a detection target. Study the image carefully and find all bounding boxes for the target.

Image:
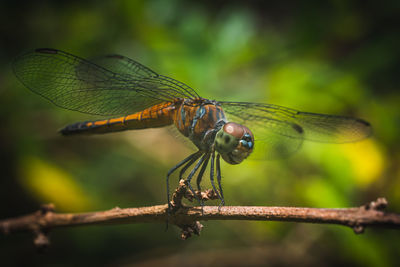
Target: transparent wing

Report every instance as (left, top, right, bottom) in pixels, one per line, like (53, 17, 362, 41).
(89, 54, 160, 78)
(220, 101, 372, 159)
(90, 54, 200, 100)
(13, 48, 199, 116)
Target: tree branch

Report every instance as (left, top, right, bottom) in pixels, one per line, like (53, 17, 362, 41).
(1, 180, 400, 248)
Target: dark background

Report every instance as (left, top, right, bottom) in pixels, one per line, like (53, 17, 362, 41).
(1, 0, 399, 266)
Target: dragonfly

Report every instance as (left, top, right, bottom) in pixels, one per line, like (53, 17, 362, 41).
(13, 48, 372, 208)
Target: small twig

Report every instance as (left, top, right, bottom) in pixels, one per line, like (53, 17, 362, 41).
(171, 179, 219, 209)
(169, 179, 218, 238)
(184, 188, 219, 203)
(1, 180, 399, 247)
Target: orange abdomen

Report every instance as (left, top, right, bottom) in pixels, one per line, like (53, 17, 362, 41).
(60, 102, 177, 135)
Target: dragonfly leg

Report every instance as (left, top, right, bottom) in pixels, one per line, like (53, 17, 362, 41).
(195, 153, 211, 209)
(196, 153, 210, 192)
(210, 151, 223, 203)
(178, 153, 202, 181)
(216, 154, 225, 208)
(166, 151, 202, 210)
(186, 152, 210, 206)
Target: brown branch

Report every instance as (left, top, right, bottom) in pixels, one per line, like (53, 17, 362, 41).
(1, 180, 400, 247)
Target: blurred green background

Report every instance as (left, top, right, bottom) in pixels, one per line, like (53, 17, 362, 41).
(1, 0, 399, 266)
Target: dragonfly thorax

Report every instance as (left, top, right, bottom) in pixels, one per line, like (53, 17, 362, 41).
(174, 99, 227, 151)
(215, 122, 254, 165)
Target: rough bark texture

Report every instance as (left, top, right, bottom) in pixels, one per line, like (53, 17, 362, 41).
(1, 180, 399, 248)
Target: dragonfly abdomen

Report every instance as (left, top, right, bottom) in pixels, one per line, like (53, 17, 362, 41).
(60, 102, 176, 135)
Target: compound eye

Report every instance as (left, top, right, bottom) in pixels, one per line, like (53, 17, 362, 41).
(240, 133, 254, 149)
(216, 123, 255, 165)
(243, 133, 252, 141)
(240, 139, 253, 149)
(223, 122, 244, 139)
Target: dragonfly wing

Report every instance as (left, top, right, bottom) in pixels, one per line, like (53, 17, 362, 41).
(220, 101, 372, 159)
(88, 54, 200, 99)
(13, 49, 198, 116)
(88, 54, 159, 78)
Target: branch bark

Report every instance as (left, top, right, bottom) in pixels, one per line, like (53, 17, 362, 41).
(1, 180, 399, 248)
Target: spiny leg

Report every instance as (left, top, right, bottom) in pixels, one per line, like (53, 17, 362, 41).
(195, 153, 211, 208)
(179, 152, 202, 181)
(210, 150, 223, 202)
(186, 152, 210, 206)
(166, 151, 202, 210)
(216, 154, 225, 207)
(196, 153, 210, 192)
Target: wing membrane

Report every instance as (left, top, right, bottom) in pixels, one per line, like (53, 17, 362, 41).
(220, 101, 371, 159)
(13, 48, 199, 116)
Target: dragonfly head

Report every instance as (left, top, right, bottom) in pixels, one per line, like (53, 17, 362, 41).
(215, 122, 254, 164)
